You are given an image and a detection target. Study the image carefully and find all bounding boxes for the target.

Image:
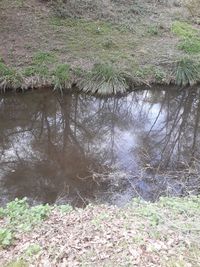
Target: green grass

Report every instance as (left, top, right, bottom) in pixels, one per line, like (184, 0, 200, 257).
(22, 52, 72, 92)
(49, 17, 138, 64)
(178, 38, 200, 54)
(22, 51, 56, 79)
(172, 21, 200, 54)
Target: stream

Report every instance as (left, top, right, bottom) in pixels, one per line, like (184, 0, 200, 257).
(0, 88, 200, 207)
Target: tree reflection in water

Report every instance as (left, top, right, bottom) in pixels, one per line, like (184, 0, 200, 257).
(0, 88, 200, 206)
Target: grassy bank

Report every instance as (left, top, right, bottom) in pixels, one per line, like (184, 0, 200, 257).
(0, 196, 199, 266)
(1, 0, 200, 95)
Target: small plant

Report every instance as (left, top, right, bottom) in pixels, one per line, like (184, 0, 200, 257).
(154, 68, 166, 82)
(82, 63, 129, 95)
(0, 228, 13, 247)
(172, 58, 200, 86)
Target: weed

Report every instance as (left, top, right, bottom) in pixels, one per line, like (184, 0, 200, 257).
(154, 68, 166, 82)
(172, 58, 200, 86)
(0, 228, 13, 247)
(82, 63, 129, 95)
(0, 198, 52, 248)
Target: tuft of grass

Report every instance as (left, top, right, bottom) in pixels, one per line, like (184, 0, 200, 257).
(52, 64, 71, 94)
(82, 63, 129, 95)
(172, 21, 200, 54)
(172, 58, 200, 86)
(0, 62, 22, 92)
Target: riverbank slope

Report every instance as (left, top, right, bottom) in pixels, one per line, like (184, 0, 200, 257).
(1, 0, 200, 94)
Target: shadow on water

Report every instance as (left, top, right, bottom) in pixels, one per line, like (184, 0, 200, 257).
(0, 88, 200, 207)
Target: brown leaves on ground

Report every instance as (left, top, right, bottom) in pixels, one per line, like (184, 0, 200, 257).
(1, 202, 200, 267)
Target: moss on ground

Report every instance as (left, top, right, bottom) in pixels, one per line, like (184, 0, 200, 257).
(0, 196, 199, 266)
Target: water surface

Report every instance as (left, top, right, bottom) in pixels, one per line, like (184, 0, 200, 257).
(0, 88, 200, 206)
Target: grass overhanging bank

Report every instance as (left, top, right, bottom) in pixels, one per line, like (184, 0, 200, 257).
(1, 0, 200, 95)
(0, 196, 199, 266)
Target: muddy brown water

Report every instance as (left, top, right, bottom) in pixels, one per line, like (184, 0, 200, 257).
(0, 88, 200, 207)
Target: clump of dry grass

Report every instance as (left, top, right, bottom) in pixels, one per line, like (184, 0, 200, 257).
(81, 63, 130, 95)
